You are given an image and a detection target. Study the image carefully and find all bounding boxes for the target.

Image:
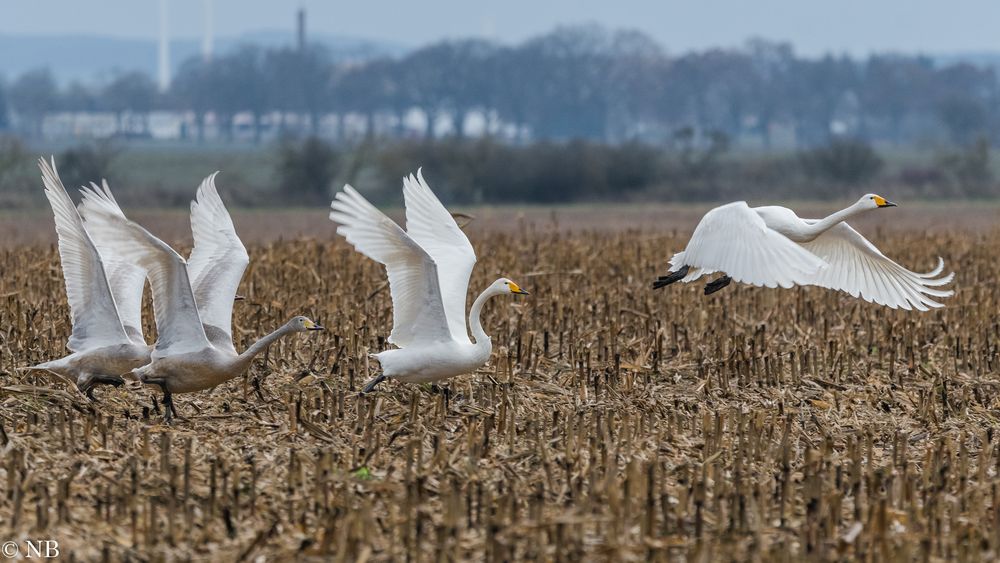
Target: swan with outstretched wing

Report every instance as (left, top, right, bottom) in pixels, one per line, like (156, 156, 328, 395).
(25, 158, 151, 399)
(654, 194, 954, 311)
(329, 169, 529, 393)
(79, 174, 323, 422)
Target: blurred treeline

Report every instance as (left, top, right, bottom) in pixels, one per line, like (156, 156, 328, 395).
(0, 25, 997, 146)
(1, 24, 999, 206)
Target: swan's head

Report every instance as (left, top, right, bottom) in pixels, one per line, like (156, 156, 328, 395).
(860, 193, 897, 209)
(494, 278, 530, 296)
(290, 316, 325, 332)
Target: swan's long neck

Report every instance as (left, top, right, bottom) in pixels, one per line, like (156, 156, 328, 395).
(237, 322, 298, 367)
(468, 288, 497, 348)
(800, 202, 865, 240)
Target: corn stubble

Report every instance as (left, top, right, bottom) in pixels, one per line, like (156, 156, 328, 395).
(0, 225, 994, 561)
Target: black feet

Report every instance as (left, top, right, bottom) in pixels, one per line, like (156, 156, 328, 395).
(361, 374, 388, 394)
(653, 265, 690, 290)
(704, 275, 732, 295)
(428, 384, 452, 409)
(151, 381, 178, 423)
(163, 393, 178, 423)
(79, 375, 125, 402)
(654, 267, 732, 296)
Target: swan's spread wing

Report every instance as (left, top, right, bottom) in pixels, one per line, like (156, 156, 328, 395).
(86, 180, 148, 345)
(330, 185, 453, 346)
(79, 184, 211, 358)
(402, 170, 477, 342)
(799, 222, 954, 311)
(673, 202, 827, 288)
(103, 253, 149, 344)
(187, 173, 249, 350)
(38, 158, 131, 352)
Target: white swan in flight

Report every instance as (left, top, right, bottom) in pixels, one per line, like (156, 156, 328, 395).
(78, 174, 324, 422)
(329, 169, 529, 393)
(26, 158, 151, 399)
(654, 194, 954, 311)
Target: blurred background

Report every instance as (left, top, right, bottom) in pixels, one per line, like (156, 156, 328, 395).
(2, 1, 1000, 208)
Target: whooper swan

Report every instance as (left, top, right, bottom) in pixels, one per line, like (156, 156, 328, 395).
(27, 158, 151, 399)
(78, 174, 324, 422)
(329, 170, 529, 393)
(653, 194, 954, 310)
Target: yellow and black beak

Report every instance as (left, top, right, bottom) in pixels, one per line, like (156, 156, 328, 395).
(305, 320, 325, 331)
(509, 282, 530, 295)
(874, 195, 897, 208)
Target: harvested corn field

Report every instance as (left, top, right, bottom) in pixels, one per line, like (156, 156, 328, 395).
(0, 214, 997, 561)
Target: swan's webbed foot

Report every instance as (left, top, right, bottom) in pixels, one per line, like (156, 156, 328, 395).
(653, 265, 689, 290)
(704, 275, 732, 295)
(251, 375, 267, 402)
(427, 383, 450, 397)
(164, 394, 178, 424)
(79, 375, 125, 402)
(361, 374, 387, 394)
(150, 380, 178, 424)
(428, 383, 452, 409)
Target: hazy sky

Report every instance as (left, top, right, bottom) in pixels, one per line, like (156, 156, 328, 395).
(1, 0, 999, 56)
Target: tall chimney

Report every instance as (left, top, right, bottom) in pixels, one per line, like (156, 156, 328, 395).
(158, 0, 171, 91)
(297, 8, 306, 51)
(202, 0, 214, 62)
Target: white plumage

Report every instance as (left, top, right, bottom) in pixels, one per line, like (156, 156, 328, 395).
(672, 201, 827, 289)
(78, 174, 323, 422)
(656, 194, 954, 311)
(329, 169, 529, 392)
(187, 173, 250, 350)
(402, 172, 478, 343)
(27, 158, 151, 398)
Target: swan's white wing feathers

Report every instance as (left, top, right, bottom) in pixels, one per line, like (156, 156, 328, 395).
(85, 180, 148, 345)
(402, 169, 477, 342)
(187, 172, 249, 350)
(671, 202, 827, 288)
(38, 158, 132, 352)
(800, 222, 954, 311)
(102, 255, 148, 344)
(330, 185, 453, 347)
(78, 184, 211, 358)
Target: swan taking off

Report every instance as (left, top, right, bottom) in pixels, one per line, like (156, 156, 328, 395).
(329, 169, 529, 393)
(78, 174, 323, 422)
(653, 194, 954, 311)
(27, 158, 151, 399)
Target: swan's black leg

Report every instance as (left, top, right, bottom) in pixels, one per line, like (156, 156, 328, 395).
(166, 394, 178, 421)
(93, 375, 125, 388)
(428, 383, 451, 397)
(80, 382, 97, 402)
(150, 380, 176, 423)
(78, 375, 124, 402)
(429, 384, 452, 409)
(704, 275, 732, 295)
(361, 374, 387, 394)
(94, 375, 125, 387)
(653, 265, 690, 289)
(251, 376, 268, 402)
